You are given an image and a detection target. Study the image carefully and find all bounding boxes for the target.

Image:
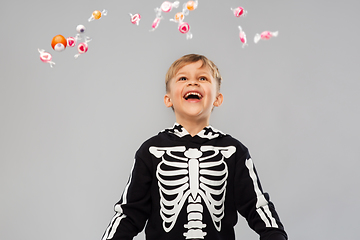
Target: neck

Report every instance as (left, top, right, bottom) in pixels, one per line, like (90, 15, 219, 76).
(176, 118, 209, 137)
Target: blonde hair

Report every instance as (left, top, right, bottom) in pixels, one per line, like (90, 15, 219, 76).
(165, 54, 222, 92)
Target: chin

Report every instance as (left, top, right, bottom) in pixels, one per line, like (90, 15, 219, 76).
(184, 107, 204, 115)
(187, 110, 210, 119)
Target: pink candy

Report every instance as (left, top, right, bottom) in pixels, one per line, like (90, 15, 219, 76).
(231, 7, 247, 18)
(38, 49, 55, 68)
(229, 6, 279, 47)
(67, 34, 81, 48)
(159, 1, 180, 13)
(129, 13, 141, 25)
(238, 26, 247, 48)
(151, 1, 179, 31)
(150, 16, 163, 31)
(67, 37, 76, 47)
(74, 37, 92, 59)
(178, 22, 192, 39)
(254, 31, 279, 43)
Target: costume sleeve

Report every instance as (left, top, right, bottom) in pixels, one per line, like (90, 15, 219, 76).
(101, 155, 152, 240)
(235, 150, 288, 240)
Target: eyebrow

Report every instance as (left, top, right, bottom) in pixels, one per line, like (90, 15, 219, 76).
(176, 70, 211, 76)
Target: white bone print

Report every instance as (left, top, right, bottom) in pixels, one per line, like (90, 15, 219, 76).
(149, 145, 236, 239)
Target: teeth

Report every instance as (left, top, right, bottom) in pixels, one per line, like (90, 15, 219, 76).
(184, 92, 202, 98)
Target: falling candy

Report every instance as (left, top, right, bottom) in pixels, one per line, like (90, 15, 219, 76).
(170, 1, 197, 24)
(238, 26, 247, 48)
(231, 7, 247, 18)
(150, 16, 163, 31)
(185, 0, 198, 11)
(38, 49, 55, 68)
(169, 0, 197, 37)
(178, 22, 192, 40)
(88, 9, 108, 22)
(183, 0, 198, 15)
(76, 25, 86, 34)
(67, 34, 81, 48)
(254, 31, 279, 43)
(152, 1, 179, 31)
(170, 11, 185, 22)
(51, 35, 67, 52)
(157, 1, 180, 13)
(74, 37, 92, 59)
(129, 13, 141, 25)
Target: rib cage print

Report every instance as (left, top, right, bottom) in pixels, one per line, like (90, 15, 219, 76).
(149, 145, 236, 239)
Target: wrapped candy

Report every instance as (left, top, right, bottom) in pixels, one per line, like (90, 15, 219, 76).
(150, 16, 163, 31)
(178, 22, 192, 40)
(152, 1, 179, 31)
(254, 31, 279, 43)
(129, 13, 141, 25)
(156, 1, 180, 13)
(170, 0, 197, 38)
(51, 35, 67, 52)
(172, 0, 198, 19)
(182, 0, 198, 15)
(231, 7, 247, 18)
(76, 25, 86, 34)
(170, 11, 185, 23)
(74, 37, 92, 59)
(67, 34, 81, 48)
(88, 9, 108, 22)
(38, 49, 55, 68)
(238, 26, 247, 48)
(185, 0, 198, 11)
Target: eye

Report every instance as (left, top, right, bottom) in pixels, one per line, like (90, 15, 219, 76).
(199, 76, 207, 81)
(54, 43, 65, 52)
(76, 25, 86, 33)
(178, 77, 187, 81)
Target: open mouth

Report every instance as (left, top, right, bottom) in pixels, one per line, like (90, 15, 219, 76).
(184, 92, 203, 100)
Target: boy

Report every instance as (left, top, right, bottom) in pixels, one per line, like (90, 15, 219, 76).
(101, 54, 288, 240)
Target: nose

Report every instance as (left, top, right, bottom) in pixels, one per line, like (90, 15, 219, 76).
(187, 78, 199, 86)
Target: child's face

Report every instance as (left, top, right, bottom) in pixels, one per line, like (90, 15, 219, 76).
(164, 60, 223, 123)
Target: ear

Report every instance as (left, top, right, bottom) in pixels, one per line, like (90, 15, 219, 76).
(213, 93, 223, 107)
(164, 93, 173, 108)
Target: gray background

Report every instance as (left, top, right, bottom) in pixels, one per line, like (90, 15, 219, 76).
(1, 0, 359, 239)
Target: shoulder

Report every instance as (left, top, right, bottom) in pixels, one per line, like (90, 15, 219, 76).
(135, 131, 170, 156)
(221, 134, 249, 155)
(209, 126, 247, 149)
(209, 126, 249, 159)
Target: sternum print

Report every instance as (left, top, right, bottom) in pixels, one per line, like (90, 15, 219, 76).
(189, 158, 200, 198)
(184, 155, 206, 239)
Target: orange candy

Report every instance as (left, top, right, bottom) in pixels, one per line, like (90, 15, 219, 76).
(186, 1, 196, 11)
(175, 12, 184, 22)
(51, 35, 67, 51)
(88, 9, 107, 22)
(92, 10, 102, 19)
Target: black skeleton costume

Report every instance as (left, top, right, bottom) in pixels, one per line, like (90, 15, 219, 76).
(102, 123, 287, 240)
